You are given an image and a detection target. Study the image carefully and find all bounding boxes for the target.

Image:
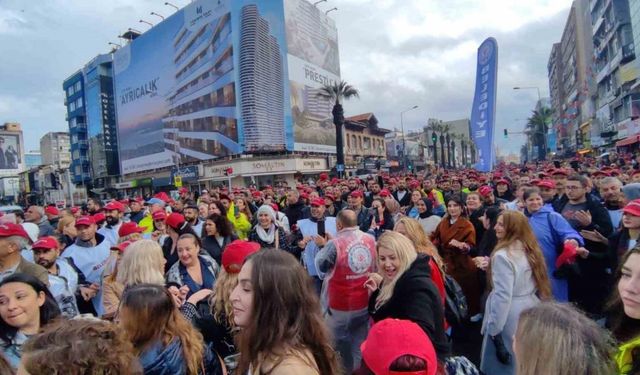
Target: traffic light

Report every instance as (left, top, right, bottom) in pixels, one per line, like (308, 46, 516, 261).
(431, 133, 437, 143)
(503, 129, 508, 138)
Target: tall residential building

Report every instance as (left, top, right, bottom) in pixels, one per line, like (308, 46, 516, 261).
(591, 0, 637, 147)
(163, 12, 239, 163)
(39, 132, 71, 169)
(83, 53, 119, 188)
(63, 53, 119, 188)
(239, 4, 285, 152)
(548, 43, 564, 138)
(548, 0, 595, 155)
(62, 72, 90, 184)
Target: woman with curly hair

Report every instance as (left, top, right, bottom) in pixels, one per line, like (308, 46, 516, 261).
(230, 249, 341, 374)
(119, 283, 222, 374)
(19, 318, 143, 375)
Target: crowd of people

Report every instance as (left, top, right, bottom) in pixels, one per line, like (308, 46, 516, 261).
(1, 154, 640, 374)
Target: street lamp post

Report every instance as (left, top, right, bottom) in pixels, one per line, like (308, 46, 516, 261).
(451, 139, 456, 169)
(439, 134, 446, 169)
(400, 105, 419, 172)
(432, 132, 438, 167)
(445, 133, 451, 169)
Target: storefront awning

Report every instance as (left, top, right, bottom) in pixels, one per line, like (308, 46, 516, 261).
(616, 135, 640, 147)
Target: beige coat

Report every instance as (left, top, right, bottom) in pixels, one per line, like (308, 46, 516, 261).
(252, 349, 320, 375)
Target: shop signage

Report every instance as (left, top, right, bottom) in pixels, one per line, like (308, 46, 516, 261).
(171, 166, 199, 182)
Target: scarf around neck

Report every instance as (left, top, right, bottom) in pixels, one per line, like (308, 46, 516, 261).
(256, 224, 276, 244)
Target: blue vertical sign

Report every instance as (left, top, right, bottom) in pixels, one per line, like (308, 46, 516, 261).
(470, 37, 498, 172)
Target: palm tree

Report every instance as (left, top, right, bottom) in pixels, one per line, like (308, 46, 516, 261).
(526, 107, 553, 160)
(317, 81, 360, 177)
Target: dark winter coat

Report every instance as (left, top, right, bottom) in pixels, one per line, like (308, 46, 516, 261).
(283, 199, 307, 227)
(554, 193, 614, 316)
(201, 234, 237, 265)
(368, 254, 450, 360)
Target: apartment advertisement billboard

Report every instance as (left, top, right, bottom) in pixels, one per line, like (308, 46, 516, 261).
(284, 0, 340, 153)
(114, 0, 292, 174)
(0, 132, 23, 172)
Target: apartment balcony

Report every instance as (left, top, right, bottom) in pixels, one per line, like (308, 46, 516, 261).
(621, 43, 635, 64)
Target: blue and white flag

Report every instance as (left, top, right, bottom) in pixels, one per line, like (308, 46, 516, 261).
(470, 37, 498, 172)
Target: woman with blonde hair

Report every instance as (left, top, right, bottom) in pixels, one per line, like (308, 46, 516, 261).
(103, 240, 166, 319)
(514, 302, 616, 375)
(384, 197, 403, 224)
(394, 217, 446, 305)
(365, 231, 449, 360)
(480, 210, 552, 375)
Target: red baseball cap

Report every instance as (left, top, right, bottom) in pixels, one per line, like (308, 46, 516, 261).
(104, 201, 125, 212)
(75, 216, 95, 227)
(166, 213, 186, 230)
(179, 187, 188, 194)
(0, 223, 30, 239)
(118, 222, 147, 237)
(270, 203, 279, 212)
(310, 198, 325, 207)
(349, 190, 364, 199)
(152, 210, 167, 221)
(623, 199, 640, 217)
(319, 172, 329, 181)
(92, 212, 106, 224)
(32, 236, 58, 251)
(632, 170, 640, 177)
(300, 192, 309, 200)
(222, 240, 260, 274)
(551, 168, 569, 176)
(113, 240, 133, 253)
(478, 185, 493, 197)
(70, 206, 80, 214)
(251, 191, 262, 198)
(496, 178, 509, 186)
(361, 319, 437, 375)
(537, 179, 556, 189)
(592, 170, 610, 177)
(379, 189, 391, 198)
(44, 206, 59, 216)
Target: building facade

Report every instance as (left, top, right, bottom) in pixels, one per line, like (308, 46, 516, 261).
(343, 113, 389, 170)
(24, 151, 41, 169)
(62, 71, 90, 184)
(63, 53, 120, 191)
(39, 132, 71, 169)
(591, 0, 638, 148)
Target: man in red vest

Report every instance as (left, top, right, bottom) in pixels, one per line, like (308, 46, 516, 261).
(315, 209, 376, 373)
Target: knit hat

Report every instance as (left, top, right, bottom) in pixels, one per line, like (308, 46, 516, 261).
(256, 205, 276, 223)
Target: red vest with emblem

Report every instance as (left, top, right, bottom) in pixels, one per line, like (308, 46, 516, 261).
(327, 228, 376, 311)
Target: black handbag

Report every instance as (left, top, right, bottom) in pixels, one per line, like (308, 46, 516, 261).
(444, 274, 468, 328)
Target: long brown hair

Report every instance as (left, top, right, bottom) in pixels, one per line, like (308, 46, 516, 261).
(491, 210, 552, 300)
(120, 284, 204, 375)
(394, 217, 444, 270)
(515, 302, 616, 375)
(236, 250, 341, 375)
(607, 246, 640, 343)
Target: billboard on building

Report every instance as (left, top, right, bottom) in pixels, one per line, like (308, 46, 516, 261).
(113, 0, 340, 175)
(284, 0, 340, 153)
(0, 132, 23, 172)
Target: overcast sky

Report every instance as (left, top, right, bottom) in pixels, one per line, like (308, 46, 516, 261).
(0, 0, 572, 156)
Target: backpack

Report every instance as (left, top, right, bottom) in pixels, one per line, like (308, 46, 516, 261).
(444, 274, 468, 328)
